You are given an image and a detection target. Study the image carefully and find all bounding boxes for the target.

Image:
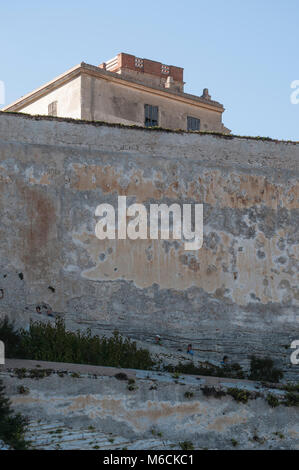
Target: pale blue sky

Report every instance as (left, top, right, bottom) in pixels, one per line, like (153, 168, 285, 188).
(1, 0, 298, 140)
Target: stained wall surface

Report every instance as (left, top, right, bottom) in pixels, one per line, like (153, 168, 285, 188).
(0, 112, 298, 376)
(80, 73, 226, 132)
(18, 76, 82, 119)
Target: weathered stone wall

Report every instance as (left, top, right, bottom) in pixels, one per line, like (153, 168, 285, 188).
(0, 112, 298, 377)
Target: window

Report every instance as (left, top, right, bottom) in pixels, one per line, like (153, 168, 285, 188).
(135, 57, 144, 68)
(161, 64, 170, 75)
(187, 116, 200, 131)
(48, 101, 58, 117)
(144, 104, 158, 127)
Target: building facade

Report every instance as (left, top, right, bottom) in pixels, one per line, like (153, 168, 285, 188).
(3, 53, 230, 133)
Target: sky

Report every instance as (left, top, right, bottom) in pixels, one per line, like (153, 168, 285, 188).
(0, 0, 298, 140)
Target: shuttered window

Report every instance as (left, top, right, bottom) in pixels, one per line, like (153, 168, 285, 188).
(48, 101, 58, 117)
(187, 116, 200, 131)
(144, 104, 159, 127)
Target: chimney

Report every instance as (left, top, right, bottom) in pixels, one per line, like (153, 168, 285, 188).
(99, 53, 184, 92)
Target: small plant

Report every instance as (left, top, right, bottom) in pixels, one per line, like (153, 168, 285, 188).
(127, 384, 138, 391)
(179, 440, 194, 450)
(151, 429, 162, 437)
(128, 378, 135, 385)
(266, 394, 280, 408)
(227, 388, 251, 404)
(201, 386, 226, 398)
(273, 432, 284, 439)
(283, 383, 299, 392)
(249, 356, 283, 383)
(184, 391, 194, 399)
(283, 392, 299, 407)
(17, 385, 29, 395)
(149, 385, 157, 390)
(231, 438, 238, 447)
(28, 369, 53, 379)
(252, 433, 265, 444)
(114, 372, 128, 381)
(14, 368, 27, 379)
(172, 372, 180, 379)
(71, 372, 80, 379)
(54, 428, 63, 434)
(108, 438, 114, 443)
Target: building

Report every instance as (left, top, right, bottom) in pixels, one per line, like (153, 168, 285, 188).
(3, 53, 230, 133)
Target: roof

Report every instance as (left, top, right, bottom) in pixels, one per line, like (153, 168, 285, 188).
(3, 62, 225, 114)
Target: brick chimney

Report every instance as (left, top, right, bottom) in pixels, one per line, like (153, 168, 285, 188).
(99, 53, 184, 92)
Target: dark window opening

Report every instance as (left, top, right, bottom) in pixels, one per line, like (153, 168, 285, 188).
(187, 116, 200, 131)
(144, 104, 158, 127)
(48, 101, 58, 117)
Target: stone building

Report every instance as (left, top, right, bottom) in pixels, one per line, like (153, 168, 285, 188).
(3, 53, 230, 133)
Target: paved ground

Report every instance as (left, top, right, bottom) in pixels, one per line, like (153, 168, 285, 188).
(1, 358, 285, 393)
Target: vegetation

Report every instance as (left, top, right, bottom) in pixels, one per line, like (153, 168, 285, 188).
(17, 385, 29, 395)
(0, 317, 22, 357)
(114, 372, 128, 381)
(249, 355, 283, 383)
(164, 362, 245, 379)
(201, 386, 226, 399)
(266, 394, 280, 408)
(227, 388, 251, 404)
(283, 392, 299, 407)
(0, 317, 155, 371)
(0, 379, 29, 449)
(179, 440, 194, 450)
(283, 382, 299, 392)
(165, 360, 245, 379)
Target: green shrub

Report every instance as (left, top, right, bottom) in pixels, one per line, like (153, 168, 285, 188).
(266, 394, 280, 408)
(165, 361, 245, 380)
(28, 369, 53, 379)
(17, 386, 29, 395)
(114, 373, 128, 381)
(249, 356, 283, 383)
(13, 319, 155, 371)
(184, 391, 194, 399)
(0, 380, 29, 449)
(179, 440, 194, 450)
(227, 388, 251, 404)
(14, 368, 27, 379)
(283, 392, 299, 407)
(283, 383, 299, 392)
(0, 317, 22, 357)
(201, 386, 226, 398)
